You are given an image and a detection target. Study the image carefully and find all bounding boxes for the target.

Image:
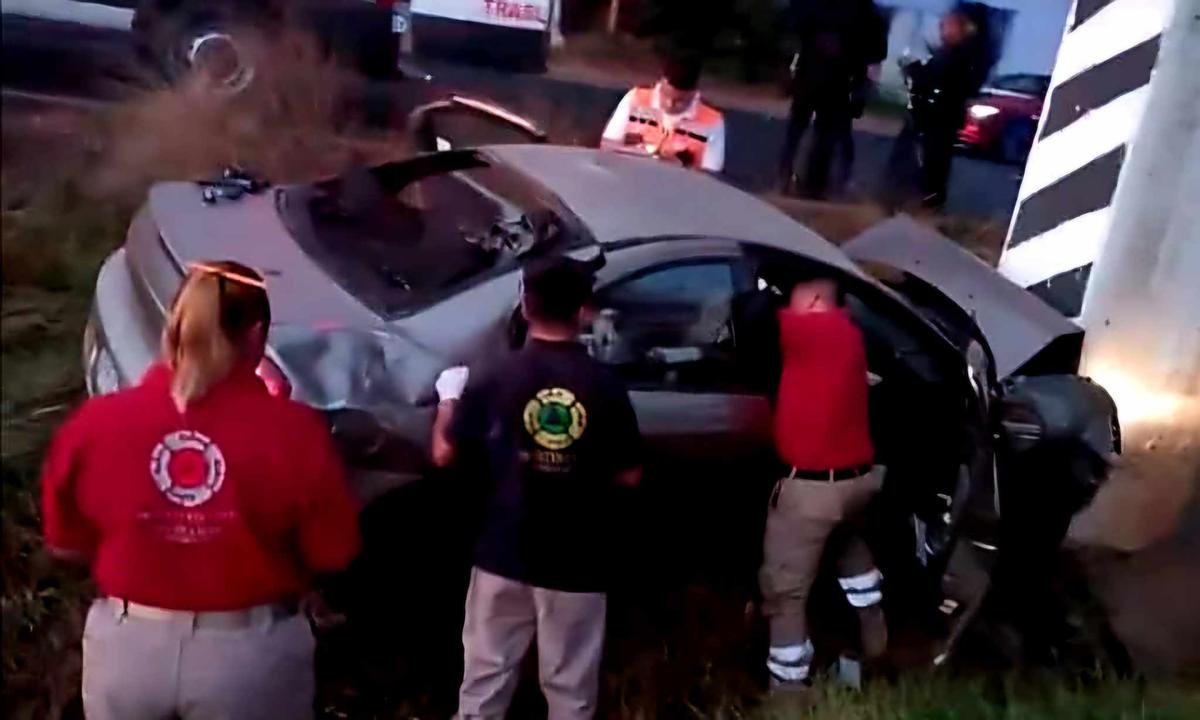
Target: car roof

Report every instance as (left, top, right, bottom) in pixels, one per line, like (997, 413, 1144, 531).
(482, 144, 862, 275)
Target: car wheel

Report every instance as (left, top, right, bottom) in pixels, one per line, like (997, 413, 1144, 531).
(133, 2, 262, 93)
(1001, 121, 1036, 166)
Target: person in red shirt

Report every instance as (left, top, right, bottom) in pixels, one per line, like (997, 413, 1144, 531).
(41, 260, 359, 720)
(757, 275, 887, 693)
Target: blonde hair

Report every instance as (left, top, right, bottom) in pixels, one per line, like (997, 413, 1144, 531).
(162, 260, 269, 411)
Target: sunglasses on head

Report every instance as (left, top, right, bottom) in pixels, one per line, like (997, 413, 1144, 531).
(188, 262, 266, 289)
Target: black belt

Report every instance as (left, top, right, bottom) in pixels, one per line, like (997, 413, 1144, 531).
(769, 463, 873, 508)
(785, 464, 874, 482)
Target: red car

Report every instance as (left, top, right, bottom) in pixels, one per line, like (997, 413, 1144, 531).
(958, 73, 1050, 165)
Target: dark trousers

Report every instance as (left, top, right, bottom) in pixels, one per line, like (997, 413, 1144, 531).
(920, 122, 959, 207)
(884, 114, 960, 210)
(833, 119, 856, 194)
(779, 85, 852, 199)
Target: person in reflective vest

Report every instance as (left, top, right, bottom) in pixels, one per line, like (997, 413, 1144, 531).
(601, 57, 726, 173)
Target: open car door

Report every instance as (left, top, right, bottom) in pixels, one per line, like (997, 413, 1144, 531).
(408, 95, 547, 153)
(845, 216, 1120, 663)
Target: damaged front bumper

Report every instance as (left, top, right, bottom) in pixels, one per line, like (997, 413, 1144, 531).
(87, 250, 434, 507)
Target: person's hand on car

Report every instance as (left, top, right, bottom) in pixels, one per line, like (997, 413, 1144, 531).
(432, 366, 469, 468)
(436, 366, 470, 403)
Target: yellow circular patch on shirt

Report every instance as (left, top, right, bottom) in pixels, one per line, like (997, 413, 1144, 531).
(523, 387, 588, 450)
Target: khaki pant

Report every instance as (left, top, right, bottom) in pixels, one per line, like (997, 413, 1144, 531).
(758, 468, 887, 684)
(82, 599, 315, 720)
(457, 567, 606, 720)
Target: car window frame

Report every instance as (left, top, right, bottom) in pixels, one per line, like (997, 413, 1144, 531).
(591, 246, 755, 395)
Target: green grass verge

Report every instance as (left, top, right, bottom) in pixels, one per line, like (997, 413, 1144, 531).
(1, 176, 129, 719)
(758, 675, 1200, 719)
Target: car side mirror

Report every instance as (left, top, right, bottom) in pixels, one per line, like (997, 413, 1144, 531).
(1000, 375, 1119, 459)
(998, 397, 1045, 454)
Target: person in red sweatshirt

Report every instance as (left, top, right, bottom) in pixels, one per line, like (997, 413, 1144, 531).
(41, 260, 360, 720)
(758, 274, 887, 692)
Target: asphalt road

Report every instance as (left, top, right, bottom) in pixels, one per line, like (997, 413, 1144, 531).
(2, 12, 1022, 222)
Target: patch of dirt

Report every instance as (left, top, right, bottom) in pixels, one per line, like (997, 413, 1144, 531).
(93, 31, 409, 199)
(768, 195, 1008, 260)
(768, 195, 889, 244)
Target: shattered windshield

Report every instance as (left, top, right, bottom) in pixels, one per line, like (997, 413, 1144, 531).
(280, 159, 583, 319)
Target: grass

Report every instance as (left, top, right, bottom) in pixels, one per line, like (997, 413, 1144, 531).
(773, 675, 1200, 719)
(1, 179, 126, 720)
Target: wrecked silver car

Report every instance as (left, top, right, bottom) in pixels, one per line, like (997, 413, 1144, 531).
(84, 142, 1119, 662)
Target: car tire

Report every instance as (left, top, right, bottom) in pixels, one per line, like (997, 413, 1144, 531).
(132, 1, 271, 91)
(1000, 120, 1036, 166)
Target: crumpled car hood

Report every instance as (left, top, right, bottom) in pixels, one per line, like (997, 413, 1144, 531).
(843, 216, 1084, 379)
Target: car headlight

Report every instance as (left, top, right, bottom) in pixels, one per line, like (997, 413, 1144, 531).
(968, 104, 1001, 120)
(83, 318, 122, 396)
(93, 346, 121, 396)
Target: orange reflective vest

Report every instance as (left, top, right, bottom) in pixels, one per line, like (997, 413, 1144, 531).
(622, 86, 724, 168)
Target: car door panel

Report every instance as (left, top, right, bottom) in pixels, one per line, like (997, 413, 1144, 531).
(630, 389, 772, 460)
(592, 242, 772, 465)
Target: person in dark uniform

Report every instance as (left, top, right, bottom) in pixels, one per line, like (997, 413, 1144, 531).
(778, 0, 887, 198)
(431, 255, 643, 720)
(833, 4, 890, 196)
(899, 5, 995, 208)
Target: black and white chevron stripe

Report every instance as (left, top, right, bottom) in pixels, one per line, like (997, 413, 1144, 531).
(999, 0, 1172, 318)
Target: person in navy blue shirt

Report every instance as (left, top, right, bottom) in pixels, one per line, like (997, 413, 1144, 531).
(432, 254, 641, 720)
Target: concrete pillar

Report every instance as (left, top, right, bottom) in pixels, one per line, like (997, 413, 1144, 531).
(1068, 0, 1199, 552)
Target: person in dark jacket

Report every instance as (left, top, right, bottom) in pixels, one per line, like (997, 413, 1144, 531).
(833, 4, 889, 196)
(778, 0, 888, 198)
(900, 5, 996, 208)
